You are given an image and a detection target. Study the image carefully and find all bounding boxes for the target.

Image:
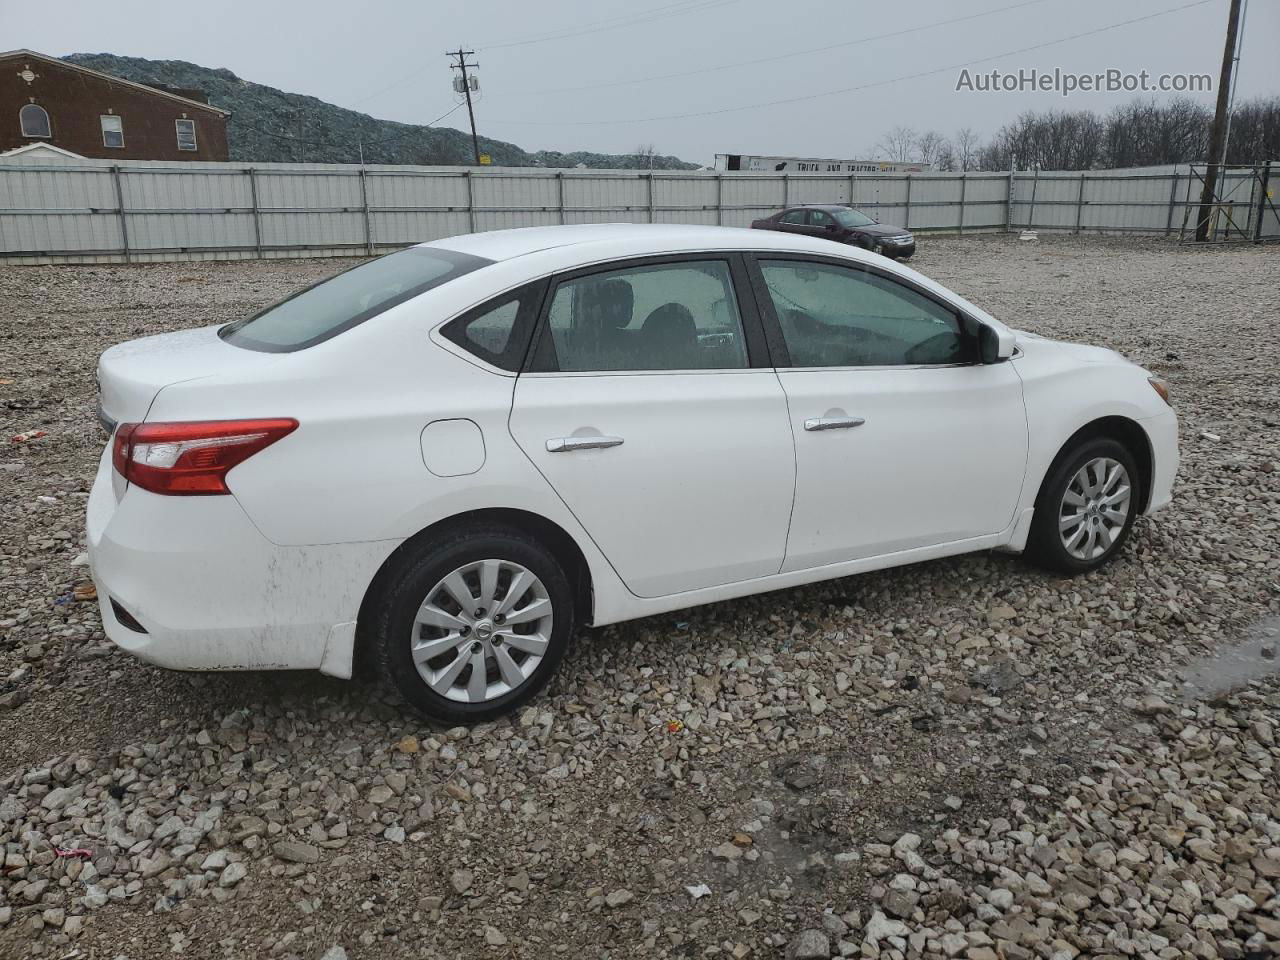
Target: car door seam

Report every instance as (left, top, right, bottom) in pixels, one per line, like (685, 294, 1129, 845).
(773, 366, 800, 576)
(505, 375, 645, 603)
(1006, 358, 1035, 530)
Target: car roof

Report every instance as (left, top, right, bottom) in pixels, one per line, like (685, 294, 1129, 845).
(413, 223, 1007, 341)
(422, 222, 856, 263)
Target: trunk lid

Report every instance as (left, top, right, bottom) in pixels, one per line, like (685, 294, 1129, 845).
(96, 325, 281, 429)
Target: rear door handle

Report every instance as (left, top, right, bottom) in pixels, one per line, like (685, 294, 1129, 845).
(804, 416, 865, 432)
(546, 436, 625, 453)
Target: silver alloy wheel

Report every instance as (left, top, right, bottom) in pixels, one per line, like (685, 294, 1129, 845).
(1058, 456, 1131, 561)
(410, 559, 553, 704)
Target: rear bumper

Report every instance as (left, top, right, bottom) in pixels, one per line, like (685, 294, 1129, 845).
(96, 401, 117, 436)
(86, 448, 394, 676)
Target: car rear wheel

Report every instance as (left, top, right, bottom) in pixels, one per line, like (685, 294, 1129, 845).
(371, 527, 574, 723)
(1025, 437, 1139, 575)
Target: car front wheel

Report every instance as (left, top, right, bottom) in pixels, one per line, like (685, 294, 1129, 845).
(1026, 437, 1139, 575)
(371, 527, 574, 723)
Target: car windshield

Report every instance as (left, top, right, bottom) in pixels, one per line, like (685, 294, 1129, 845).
(221, 247, 491, 352)
(833, 208, 876, 228)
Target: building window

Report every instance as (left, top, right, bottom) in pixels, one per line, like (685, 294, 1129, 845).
(175, 119, 197, 152)
(101, 115, 124, 148)
(20, 104, 50, 138)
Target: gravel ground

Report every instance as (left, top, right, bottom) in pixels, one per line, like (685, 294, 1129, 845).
(1, 235, 1278, 960)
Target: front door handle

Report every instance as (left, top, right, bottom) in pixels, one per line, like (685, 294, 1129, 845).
(804, 416, 865, 432)
(546, 435, 625, 453)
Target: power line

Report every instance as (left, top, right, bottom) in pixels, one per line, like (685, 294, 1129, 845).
(368, 103, 466, 145)
(498, 0, 1055, 98)
(343, 0, 739, 108)
(234, 103, 465, 151)
(347, 64, 432, 109)
(475, 0, 739, 51)
(485, 0, 1217, 127)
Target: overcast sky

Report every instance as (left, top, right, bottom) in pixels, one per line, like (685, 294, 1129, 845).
(7, 0, 1279, 163)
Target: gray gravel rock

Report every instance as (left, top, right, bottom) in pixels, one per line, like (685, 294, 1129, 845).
(271, 840, 320, 864)
(786, 928, 830, 960)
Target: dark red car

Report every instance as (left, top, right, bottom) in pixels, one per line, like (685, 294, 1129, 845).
(750, 204, 915, 260)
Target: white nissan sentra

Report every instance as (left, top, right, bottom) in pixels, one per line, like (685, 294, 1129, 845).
(88, 224, 1177, 723)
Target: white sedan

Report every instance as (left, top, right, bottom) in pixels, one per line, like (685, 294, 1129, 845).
(89, 224, 1177, 723)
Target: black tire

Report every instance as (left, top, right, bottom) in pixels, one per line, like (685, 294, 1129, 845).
(370, 526, 575, 724)
(1025, 436, 1140, 575)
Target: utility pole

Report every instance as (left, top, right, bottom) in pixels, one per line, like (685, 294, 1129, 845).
(1196, 0, 1245, 241)
(1219, 0, 1250, 184)
(446, 49, 482, 165)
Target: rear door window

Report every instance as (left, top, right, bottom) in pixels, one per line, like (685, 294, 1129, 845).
(221, 247, 491, 352)
(536, 260, 749, 372)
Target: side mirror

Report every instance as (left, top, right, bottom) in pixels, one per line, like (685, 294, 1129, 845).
(824, 222, 839, 233)
(978, 324, 1016, 363)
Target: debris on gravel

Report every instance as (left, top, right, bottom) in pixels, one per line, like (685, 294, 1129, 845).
(1, 235, 1278, 958)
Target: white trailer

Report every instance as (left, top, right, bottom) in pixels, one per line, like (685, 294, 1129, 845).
(714, 153, 931, 173)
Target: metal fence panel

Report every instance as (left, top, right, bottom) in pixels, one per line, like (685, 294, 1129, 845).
(958, 175, 1008, 230)
(370, 170, 469, 210)
(0, 164, 116, 209)
(720, 175, 786, 223)
(564, 174, 648, 217)
(655, 175, 716, 212)
(788, 176, 849, 206)
(374, 209, 471, 245)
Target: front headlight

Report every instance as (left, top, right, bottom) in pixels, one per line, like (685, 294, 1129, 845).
(1148, 377, 1171, 406)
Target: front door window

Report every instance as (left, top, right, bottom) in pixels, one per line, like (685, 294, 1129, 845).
(759, 260, 973, 367)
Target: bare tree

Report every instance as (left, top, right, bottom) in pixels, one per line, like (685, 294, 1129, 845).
(934, 143, 957, 172)
(886, 95, 1279, 173)
(953, 127, 980, 172)
(1227, 96, 1280, 164)
(633, 143, 658, 170)
(915, 130, 948, 168)
(976, 109, 1104, 171)
(1102, 99, 1207, 168)
(876, 126, 918, 163)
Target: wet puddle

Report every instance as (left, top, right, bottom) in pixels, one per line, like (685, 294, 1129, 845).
(1181, 616, 1280, 701)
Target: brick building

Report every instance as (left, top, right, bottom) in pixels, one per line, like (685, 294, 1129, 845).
(1, 49, 229, 161)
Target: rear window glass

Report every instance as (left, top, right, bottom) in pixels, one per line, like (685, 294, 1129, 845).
(221, 247, 491, 352)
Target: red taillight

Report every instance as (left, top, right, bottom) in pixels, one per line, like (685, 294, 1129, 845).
(111, 419, 298, 495)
